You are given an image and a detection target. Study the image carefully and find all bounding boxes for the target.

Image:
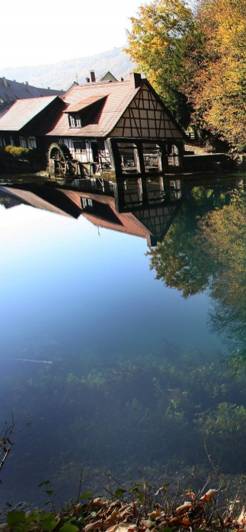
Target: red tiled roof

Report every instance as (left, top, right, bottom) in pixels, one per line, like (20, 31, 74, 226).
(59, 190, 150, 238)
(0, 95, 59, 131)
(47, 79, 140, 138)
(0, 76, 185, 140)
(4, 187, 70, 217)
(83, 211, 150, 238)
(3, 185, 151, 239)
(65, 95, 107, 113)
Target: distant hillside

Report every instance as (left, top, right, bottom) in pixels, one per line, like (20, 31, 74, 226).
(0, 48, 134, 91)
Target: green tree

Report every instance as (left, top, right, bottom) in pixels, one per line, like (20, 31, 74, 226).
(126, 0, 196, 126)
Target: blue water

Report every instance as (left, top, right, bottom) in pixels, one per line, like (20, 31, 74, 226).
(0, 178, 245, 506)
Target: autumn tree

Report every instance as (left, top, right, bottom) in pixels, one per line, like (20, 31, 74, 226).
(184, 0, 246, 149)
(127, 0, 246, 150)
(126, 0, 196, 126)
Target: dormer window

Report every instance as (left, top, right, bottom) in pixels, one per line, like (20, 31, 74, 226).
(65, 95, 107, 129)
(69, 114, 82, 128)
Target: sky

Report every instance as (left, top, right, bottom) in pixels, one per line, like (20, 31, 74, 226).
(0, 0, 144, 69)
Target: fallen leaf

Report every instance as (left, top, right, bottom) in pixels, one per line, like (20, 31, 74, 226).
(200, 489, 217, 503)
(91, 498, 108, 508)
(168, 516, 182, 525)
(84, 520, 103, 531)
(175, 501, 192, 514)
(118, 504, 135, 521)
(238, 506, 246, 526)
(104, 509, 119, 527)
(148, 509, 161, 519)
(141, 519, 153, 528)
(180, 515, 191, 526)
(106, 526, 137, 532)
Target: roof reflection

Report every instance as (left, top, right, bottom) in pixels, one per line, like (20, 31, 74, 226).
(0, 176, 183, 247)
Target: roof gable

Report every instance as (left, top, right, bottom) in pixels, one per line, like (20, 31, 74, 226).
(110, 81, 184, 140)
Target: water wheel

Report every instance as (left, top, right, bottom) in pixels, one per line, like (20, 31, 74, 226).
(48, 143, 74, 180)
(48, 143, 90, 181)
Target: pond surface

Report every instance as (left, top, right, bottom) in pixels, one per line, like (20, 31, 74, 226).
(0, 175, 246, 506)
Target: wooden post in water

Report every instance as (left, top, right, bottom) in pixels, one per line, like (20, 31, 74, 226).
(108, 138, 122, 179)
(136, 141, 148, 204)
(109, 138, 125, 210)
(161, 142, 169, 175)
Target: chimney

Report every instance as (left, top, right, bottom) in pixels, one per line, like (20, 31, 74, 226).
(130, 72, 142, 88)
(90, 71, 96, 83)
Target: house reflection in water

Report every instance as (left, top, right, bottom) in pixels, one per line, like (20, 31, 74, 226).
(0, 177, 182, 247)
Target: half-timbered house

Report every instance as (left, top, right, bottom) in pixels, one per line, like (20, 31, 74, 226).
(0, 72, 185, 179)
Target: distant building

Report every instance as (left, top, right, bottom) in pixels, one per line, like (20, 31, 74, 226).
(0, 77, 62, 110)
(100, 71, 118, 82)
(0, 71, 185, 176)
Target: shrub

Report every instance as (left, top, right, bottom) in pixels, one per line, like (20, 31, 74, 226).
(3, 145, 30, 158)
(0, 145, 44, 172)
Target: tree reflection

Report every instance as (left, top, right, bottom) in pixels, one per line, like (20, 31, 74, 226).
(148, 182, 246, 474)
(201, 190, 246, 344)
(150, 184, 246, 344)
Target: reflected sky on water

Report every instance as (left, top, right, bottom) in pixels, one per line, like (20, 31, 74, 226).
(0, 176, 245, 505)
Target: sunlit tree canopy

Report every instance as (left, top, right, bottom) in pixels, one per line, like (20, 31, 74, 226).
(127, 0, 246, 149)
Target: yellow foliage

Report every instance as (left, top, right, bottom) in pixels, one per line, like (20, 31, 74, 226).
(3, 145, 29, 157)
(126, 0, 246, 147)
(126, 0, 195, 121)
(188, 0, 246, 148)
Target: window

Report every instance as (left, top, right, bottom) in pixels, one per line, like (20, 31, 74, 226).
(81, 197, 93, 209)
(117, 142, 139, 174)
(168, 145, 180, 167)
(143, 143, 162, 173)
(19, 136, 27, 148)
(73, 140, 86, 151)
(0, 136, 7, 146)
(69, 116, 75, 127)
(27, 137, 37, 149)
(69, 114, 82, 128)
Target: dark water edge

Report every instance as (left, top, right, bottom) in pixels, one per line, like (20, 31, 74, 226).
(0, 173, 246, 507)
